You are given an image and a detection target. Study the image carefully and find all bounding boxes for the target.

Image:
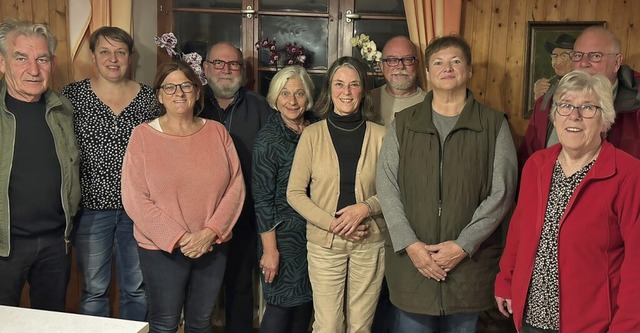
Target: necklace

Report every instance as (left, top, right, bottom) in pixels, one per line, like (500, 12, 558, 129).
(327, 117, 365, 132)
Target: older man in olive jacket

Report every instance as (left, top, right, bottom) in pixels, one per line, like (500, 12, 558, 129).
(0, 19, 81, 311)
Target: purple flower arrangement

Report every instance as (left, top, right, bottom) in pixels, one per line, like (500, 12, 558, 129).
(255, 38, 307, 68)
(155, 32, 207, 85)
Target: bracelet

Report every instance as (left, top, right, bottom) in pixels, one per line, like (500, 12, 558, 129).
(362, 201, 373, 216)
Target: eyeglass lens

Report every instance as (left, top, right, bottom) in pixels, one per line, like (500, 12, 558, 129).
(162, 82, 194, 95)
(383, 57, 416, 67)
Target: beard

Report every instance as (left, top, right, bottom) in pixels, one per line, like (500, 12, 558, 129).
(387, 69, 416, 91)
(209, 75, 243, 99)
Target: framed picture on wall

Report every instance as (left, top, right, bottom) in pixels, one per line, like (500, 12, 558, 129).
(523, 21, 606, 118)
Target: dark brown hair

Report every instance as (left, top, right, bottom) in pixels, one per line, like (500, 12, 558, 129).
(424, 35, 472, 69)
(89, 26, 134, 53)
(153, 60, 204, 116)
(313, 56, 379, 124)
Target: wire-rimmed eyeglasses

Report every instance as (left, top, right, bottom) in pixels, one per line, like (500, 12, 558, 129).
(160, 81, 195, 95)
(555, 102, 601, 119)
(569, 51, 619, 63)
(380, 56, 417, 67)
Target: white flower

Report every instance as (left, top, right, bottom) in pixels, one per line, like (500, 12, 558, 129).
(369, 51, 382, 62)
(349, 36, 360, 47)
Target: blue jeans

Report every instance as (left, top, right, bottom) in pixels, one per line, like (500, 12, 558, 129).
(392, 308, 478, 333)
(0, 234, 70, 311)
(138, 244, 227, 333)
(74, 208, 146, 320)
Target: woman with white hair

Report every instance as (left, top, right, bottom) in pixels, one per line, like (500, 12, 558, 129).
(495, 70, 640, 332)
(252, 65, 317, 333)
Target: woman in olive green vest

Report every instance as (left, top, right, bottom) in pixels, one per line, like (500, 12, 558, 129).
(376, 35, 517, 333)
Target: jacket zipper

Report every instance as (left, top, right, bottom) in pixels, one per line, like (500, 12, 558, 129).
(49, 109, 72, 255)
(437, 129, 445, 315)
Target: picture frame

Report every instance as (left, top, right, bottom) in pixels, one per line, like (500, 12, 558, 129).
(523, 21, 606, 118)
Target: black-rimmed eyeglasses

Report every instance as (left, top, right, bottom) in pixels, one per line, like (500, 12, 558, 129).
(555, 102, 601, 119)
(380, 56, 417, 67)
(569, 51, 619, 63)
(204, 59, 243, 71)
(160, 81, 194, 95)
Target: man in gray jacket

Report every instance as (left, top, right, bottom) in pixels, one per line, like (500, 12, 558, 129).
(0, 19, 80, 311)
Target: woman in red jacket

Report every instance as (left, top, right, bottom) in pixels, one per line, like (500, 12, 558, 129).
(495, 70, 640, 333)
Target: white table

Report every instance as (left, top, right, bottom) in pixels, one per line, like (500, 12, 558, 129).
(0, 305, 149, 333)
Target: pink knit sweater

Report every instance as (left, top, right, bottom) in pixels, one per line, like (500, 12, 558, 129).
(121, 120, 245, 252)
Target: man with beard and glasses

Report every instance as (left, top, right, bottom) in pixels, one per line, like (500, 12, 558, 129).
(201, 41, 273, 332)
(369, 35, 427, 333)
(372, 36, 426, 129)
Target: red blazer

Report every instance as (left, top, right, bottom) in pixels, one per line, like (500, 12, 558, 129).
(495, 141, 640, 332)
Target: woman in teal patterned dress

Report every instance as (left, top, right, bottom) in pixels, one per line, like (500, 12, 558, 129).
(252, 65, 317, 333)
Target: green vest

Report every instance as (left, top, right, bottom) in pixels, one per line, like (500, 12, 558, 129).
(387, 90, 505, 315)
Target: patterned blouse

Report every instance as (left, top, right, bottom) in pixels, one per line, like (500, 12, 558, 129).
(252, 112, 316, 307)
(62, 79, 157, 210)
(524, 159, 596, 330)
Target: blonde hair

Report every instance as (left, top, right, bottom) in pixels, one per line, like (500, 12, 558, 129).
(266, 65, 315, 112)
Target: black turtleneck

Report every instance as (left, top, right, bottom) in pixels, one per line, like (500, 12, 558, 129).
(327, 111, 366, 211)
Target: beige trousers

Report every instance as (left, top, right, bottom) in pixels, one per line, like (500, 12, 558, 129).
(307, 239, 385, 333)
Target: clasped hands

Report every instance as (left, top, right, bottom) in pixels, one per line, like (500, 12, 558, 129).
(406, 240, 467, 282)
(329, 203, 371, 242)
(178, 228, 218, 259)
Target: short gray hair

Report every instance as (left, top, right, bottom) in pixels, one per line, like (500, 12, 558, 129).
(266, 65, 315, 111)
(0, 19, 57, 57)
(551, 70, 615, 132)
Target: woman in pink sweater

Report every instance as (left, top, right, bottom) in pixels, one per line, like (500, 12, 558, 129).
(121, 60, 245, 333)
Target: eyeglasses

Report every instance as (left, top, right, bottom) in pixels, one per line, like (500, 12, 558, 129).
(555, 102, 601, 119)
(204, 59, 243, 71)
(569, 51, 619, 63)
(550, 52, 571, 60)
(380, 56, 417, 67)
(160, 81, 195, 95)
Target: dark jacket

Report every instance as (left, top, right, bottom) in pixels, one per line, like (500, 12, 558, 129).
(519, 65, 640, 170)
(201, 86, 273, 233)
(0, 79, 81, 257)
(386, 91, 506, 315)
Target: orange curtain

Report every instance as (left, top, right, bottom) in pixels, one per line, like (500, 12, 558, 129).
(68, 0, 133, 81)
(403, 0, 462, 91)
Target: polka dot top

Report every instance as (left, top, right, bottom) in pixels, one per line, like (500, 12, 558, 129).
(62, 79, 157, 209)
(524, 159, 595, 330)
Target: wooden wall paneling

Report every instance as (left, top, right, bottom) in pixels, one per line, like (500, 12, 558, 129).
(541, 0, 562, 21)
(559, 0, 580, 20)
(610, 1, 633, 59)
(464, 0, 494, 104)
(32, 0, 49, 25)
(0, 1, 19, 19)
(461, 0, 478, 50)
(17, 0, 34, 21)
(461, 0, 478, 92)
(529, 0, 545, 22)
(51, 0, 71, 90)
(483, 0, 510, 113)
(623, 1, 640, 68)
(503, 0, 528, 140)
(577, 0, 598, 20)
(594, 0, 615, 23)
